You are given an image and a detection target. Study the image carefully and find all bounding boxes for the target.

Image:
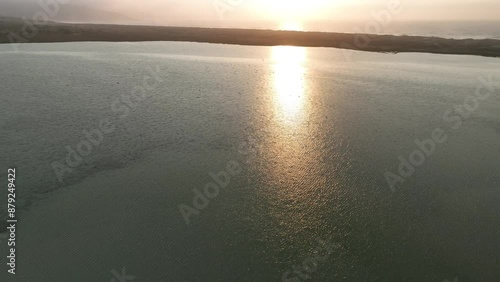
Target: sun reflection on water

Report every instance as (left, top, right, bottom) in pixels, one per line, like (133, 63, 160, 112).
(272, 45, 307, 125)
(265, 44, 316, 190)
(249, 44, 331, 237)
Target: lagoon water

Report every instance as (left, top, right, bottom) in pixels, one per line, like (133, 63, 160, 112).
(0, 42, 499, 281)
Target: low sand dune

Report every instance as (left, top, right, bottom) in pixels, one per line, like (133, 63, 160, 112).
(1, 18, 500, 57)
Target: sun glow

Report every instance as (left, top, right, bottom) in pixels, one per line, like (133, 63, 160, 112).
(280, 21, 303, 31)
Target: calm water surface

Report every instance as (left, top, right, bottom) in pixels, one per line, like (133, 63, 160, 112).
(0, 42, 499, 281)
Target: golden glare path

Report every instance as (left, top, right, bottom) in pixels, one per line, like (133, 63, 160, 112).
(252, 41, 330, 237)
(272, 45, 307, 124)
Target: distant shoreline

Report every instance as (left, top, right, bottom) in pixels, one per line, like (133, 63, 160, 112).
(1, 19, 500, 57)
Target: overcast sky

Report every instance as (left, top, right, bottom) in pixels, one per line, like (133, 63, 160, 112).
(1, 0, 499, 27)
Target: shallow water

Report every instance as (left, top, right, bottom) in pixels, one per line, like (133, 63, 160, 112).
(0, 42, 499, 281)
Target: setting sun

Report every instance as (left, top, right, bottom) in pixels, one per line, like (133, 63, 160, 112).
(280, 21, 303, 31)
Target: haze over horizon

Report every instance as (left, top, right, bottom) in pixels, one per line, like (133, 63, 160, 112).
(1, 0, 499, 29)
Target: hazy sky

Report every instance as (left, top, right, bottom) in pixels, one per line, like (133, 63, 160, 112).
(2, 0, 499, 27)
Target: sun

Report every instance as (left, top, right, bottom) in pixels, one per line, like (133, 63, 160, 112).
(280, 21, 303, 31)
